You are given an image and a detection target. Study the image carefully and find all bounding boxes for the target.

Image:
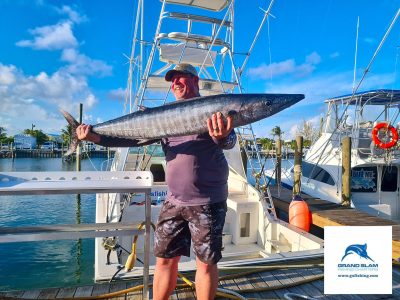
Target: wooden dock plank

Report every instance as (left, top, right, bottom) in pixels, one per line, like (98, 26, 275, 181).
(270, 185, 400, 259)
(175, 287, 196, 300)
(108, 281, 128, 300)
(56, 287, 76, 298)
(123, 280, 142, 300)
(91, 283, 110, 296)
(232, 275, 263, 299)
(74, 285, 93, 297)
(37, 288, 59, 299)
(244, 271, 281, 299)
(257, 268, 285, 299)
(21, 289, 41, 299)
(219, 278, 239, 291)
(292, 268, 325, 299)
(4, 266, 400, 300)
(275, 268, 323, 299)
(5, 291, 24, 298)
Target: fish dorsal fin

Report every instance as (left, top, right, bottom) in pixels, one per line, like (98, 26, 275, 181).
(362, 243, 367, 250)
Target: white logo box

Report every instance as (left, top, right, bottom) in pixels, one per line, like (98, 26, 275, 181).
(324, 226, 392, 295)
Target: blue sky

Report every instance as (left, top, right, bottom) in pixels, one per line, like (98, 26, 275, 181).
(0, 0, 399, 140)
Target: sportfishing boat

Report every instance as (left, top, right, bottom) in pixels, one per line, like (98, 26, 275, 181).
(266, 89, 400, 222)
(94, 0, 323, 282)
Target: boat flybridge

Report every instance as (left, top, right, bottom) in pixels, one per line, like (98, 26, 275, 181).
(268, 89, 400, 222)
(95, 0, 323, 282)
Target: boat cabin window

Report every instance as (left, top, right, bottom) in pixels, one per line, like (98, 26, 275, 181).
(351, 167, 377, 193)
(240, 213, 250, 237)
(300, 162, 335, 186)
(381, 166, 397, 192)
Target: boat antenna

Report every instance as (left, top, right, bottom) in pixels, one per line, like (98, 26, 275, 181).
(237, 0, 275, 77)
(353, 8, 400, 94)
(124, 0, 143, 114)
(306, 8, 400, 182)
(352, 16, 360, 93)
(267, 16, 273, 81)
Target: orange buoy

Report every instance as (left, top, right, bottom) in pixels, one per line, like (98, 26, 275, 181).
(289, 194, 311, 232)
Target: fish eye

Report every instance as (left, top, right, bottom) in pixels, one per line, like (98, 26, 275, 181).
(264, 100, 271, 106)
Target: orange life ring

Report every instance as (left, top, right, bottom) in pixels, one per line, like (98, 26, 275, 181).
(371, 122, 399, 149)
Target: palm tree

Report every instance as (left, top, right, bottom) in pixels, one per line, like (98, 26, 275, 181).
(0, 127, 6, 141)
(61, 124, 73, 146)
(271, 126, 283, 140)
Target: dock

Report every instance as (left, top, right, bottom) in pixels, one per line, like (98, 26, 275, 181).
(269, 185, 400, 260)
(2, 256, 400, 299)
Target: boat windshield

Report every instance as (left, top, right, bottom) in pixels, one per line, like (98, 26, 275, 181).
(128, 143, 165, 157)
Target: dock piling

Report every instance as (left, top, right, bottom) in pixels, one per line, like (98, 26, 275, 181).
(276, 139, 282, 195)
(293, 136, 303, 196)
(341, 137, 351, 207)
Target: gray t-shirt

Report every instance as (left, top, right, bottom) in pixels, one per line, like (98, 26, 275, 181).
(98, 131, 236, 206)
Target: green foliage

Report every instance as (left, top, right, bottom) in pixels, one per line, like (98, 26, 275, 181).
(61, 124, 72, 145)
(23, 128, 49, 146)
(289, 140, 296, 150)
(271, 126, 284, 139)
(257, 137, 273, 150)
(0, 127, 13, 144)
(0, 127, 7, 141)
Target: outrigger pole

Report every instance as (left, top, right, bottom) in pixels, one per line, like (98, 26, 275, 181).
(238, 0, 275, 77)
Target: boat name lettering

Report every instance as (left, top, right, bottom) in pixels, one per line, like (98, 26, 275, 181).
(352, 170, 375, 178)
(151, 191, 167, 197)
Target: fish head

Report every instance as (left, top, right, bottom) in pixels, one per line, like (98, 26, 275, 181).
(238, 94, 304, 124)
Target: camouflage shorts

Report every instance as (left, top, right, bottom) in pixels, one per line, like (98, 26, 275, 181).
(153, 201, 227, 265)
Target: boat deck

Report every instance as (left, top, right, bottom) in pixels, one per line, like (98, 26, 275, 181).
(2, 259, 400, 299)
(269, 185, 400, 259)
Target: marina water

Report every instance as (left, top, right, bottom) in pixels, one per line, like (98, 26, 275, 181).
(0, 156, 290, 291)
(0, 157, 107, 291)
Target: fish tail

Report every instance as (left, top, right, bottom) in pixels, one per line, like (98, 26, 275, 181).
(60, 109, 80, 156)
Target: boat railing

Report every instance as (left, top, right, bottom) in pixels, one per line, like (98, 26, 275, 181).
(0, 171, 153, 300)
(162, 0, 231, 12)
(161, 11, 232, 27)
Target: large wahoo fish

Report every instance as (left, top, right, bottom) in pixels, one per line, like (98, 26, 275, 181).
(61, 93, 304, 155)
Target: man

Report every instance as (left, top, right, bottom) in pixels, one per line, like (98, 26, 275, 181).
(76, 63, 236, 300)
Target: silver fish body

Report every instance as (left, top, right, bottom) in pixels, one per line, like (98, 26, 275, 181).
(61, 93, 304, 155)
(91, 93, 304, 139)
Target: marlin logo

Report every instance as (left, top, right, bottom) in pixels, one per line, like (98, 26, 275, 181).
(341, 243, 374, 262)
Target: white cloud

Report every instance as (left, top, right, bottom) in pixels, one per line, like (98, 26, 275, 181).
(16, 21, 78, 50)
(16, 6, 112, 78)
(248, 60, 295, 79)
(0, 63, 98, 135)
(263, 71, 396, 106)
(0, 64, 17, 85)
(305, 52, 321, 65)
(55, 5, 88, 24)
(108, 88, 126, 101)
(84, 94, 97, 108)
(247, 52, 321, 79)
(250, 69, 397, 140)
(61, 48, 112, 77)
(330, 52, 340, 58)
